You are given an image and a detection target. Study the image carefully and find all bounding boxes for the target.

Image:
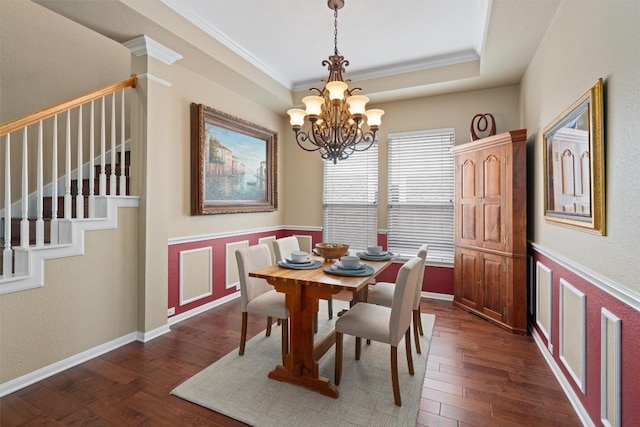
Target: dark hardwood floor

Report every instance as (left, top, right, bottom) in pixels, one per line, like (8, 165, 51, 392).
(1, 296, 581, 426)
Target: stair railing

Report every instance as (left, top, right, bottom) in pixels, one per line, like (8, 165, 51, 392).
(1, 75, 137, 278)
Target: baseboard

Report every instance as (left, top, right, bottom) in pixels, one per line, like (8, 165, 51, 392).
(137, 324, 171, 343)
(168, 291, 240, 326)
(423, 291, 454, 301)
(0, 331, 137, 398)
(531, 328, 595, 427)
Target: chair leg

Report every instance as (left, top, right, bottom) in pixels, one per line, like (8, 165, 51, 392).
(313, 313, 318, 333)
(239, 312, 248, 356)
(355, 337, 362, 360)
(335, 332, 343, 385)
(266, 316, 273, 337)
(405, 328, 414, 375)
(328, 296, 333, 319)
(391, 346, 401, 406)
(416, 307, 424, 336)
(413, 310, 422, 354)
(281, 319, 289, 366)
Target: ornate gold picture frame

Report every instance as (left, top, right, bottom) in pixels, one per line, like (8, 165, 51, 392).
(191, 103, 277, 215)
(543, 78, 605, 235)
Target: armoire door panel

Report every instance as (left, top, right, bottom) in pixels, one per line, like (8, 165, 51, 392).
(483, 204, 501, 243)
(461, 159, 477, 199)
(459, 251, 478, 309)
(483, 154, 502, 198)
(462, 204, 477, 240)
(481, 254, 504, 322)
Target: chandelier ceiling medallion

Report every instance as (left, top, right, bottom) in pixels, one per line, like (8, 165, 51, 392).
(287, 0, 384, 164)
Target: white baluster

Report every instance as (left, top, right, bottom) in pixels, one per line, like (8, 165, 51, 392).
(36, 121, 44, 246)
(110, 93, 116, 196)
(88, 100, 95, 218)
(3, 134, 12, 277)
(119, 89, 126, 196)
(64, 111, 71, 219)
(100, 96, 106, 196)
(76, 105, 84, 219)
(50, 116, 59, 245)
(20, 127, 29, 248)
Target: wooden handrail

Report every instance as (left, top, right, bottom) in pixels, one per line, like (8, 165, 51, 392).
(0, 74, 137, 136)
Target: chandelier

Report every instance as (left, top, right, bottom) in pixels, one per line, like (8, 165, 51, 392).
(287, 0, 384, 164)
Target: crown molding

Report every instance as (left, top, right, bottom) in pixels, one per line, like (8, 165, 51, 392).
(122, 35, 183, 65)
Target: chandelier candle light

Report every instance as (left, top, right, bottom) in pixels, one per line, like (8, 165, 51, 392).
(287, 0, 384, 163)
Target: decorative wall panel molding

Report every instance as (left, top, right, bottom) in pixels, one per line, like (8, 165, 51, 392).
(559, 278, 586, 393)
(179, 247, 213, 305)
(225, 241, 248, 289)
(601, 308, 621, 427)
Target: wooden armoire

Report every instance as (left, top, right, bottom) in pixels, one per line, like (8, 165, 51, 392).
(451, 129, 527, 334)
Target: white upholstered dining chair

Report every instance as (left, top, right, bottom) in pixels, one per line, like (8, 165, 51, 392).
(236, 244, 289, 365)
(368, 244, 428, 354)
(334, 256, 423, 406)
(273, 236, 333, 320)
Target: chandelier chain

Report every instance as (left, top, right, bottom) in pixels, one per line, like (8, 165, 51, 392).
(333, 5, 339, 55)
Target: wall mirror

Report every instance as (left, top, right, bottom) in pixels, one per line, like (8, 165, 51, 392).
(543, 78, 605, 235)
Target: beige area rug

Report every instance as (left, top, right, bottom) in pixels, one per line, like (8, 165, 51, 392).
(171, 299, 435, 427)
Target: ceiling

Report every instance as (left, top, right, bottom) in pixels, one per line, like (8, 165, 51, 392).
(35, 0, 561, 109)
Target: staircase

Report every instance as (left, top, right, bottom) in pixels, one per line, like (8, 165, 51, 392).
(8, 152, 130, 246)
(1, 75, 138, 294)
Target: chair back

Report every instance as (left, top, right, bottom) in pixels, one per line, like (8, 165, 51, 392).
(389, 257, 423, 346)
(413, 244, 429, 310)
(273, 236, 300, 262)
(236, 244, 275, 311)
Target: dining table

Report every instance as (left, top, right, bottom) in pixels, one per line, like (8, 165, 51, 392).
(249, 254, 394, 398)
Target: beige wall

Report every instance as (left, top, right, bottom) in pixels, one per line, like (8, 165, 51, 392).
(0, 1, 138, 383)
(282, 85, 521, 229)
(521, 1, 640, 291)
(0, 208, 138, 383)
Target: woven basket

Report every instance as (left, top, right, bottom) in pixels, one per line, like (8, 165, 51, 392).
(315, 243, 349, 260)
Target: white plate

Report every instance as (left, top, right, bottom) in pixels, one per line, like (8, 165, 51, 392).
(333, 262, 366, 270)
(365, 250, 388, 256)
(285, 258, 312, 264)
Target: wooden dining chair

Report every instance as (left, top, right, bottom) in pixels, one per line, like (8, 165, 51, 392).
(273, 236, 333, 320)
(367, 244, 428, 353)
(236, 244, 289, 365)
(334, 256, 423, 406)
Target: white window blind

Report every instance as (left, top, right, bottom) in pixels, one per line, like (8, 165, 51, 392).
(387, 128, 455, 264)
(323, 143, 378, 251)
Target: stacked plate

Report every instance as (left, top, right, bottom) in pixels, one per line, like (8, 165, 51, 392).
(324, 262, 374, 277)
(277, 257, 322, 270)
(356, 249, 395, 261)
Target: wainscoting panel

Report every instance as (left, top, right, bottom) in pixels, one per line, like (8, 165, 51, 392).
(601, 308, 621, 427)
(536, 261, 553, 346)
(295, 234, 312, 253)
(225, 240, 248, 290)
(258, 235, 276, 262)
(529, 243, 640, 427)
(179, 247, 213, 305)
(559, 278, 586, 393)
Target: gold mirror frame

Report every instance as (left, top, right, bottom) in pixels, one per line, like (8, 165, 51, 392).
(543, 78, 605, 235)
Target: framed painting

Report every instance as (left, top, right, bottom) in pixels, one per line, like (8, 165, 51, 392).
(542, 78, 605, 235)
(191, 103, 277, 215)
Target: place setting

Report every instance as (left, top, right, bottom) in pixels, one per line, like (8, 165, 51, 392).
(324, 255, 375, 277)
(356, 245, 395, 261)
(277, 250, 323, 270)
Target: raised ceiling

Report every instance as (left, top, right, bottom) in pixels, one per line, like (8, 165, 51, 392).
(35, 0, 561, 109)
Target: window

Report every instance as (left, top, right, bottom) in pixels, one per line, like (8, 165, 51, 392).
(387, 128, 455, 265)
(323, 143, 378, 251)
